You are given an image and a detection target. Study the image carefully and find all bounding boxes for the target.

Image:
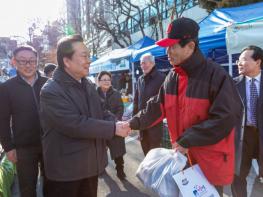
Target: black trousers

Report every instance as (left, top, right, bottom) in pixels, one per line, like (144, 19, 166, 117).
(231, 126, 259, 197)
(140, 130, 161, 156)
(46, 176, 98, 197)
(16, 146, 46, 197)
(114, 156, 124, 170)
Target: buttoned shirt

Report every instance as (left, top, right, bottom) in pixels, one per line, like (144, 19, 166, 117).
(246, 72, 261, 126)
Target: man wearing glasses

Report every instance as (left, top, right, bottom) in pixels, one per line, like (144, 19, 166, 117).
(232, 45, 263, 197)
(0, 45, 48, 197)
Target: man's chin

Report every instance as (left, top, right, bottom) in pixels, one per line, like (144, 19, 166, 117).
(238, 70, 245, 75)
(169, 60, 175, 65)
(83, 69, 89, 76)
(20, 72, 36, 78)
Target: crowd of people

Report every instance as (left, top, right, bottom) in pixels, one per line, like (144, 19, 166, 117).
(0, 17, 262, 197)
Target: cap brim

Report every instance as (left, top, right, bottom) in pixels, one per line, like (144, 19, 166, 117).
(156, 38, 180, 47)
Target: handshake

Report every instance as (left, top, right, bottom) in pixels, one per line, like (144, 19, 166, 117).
(115, 121, 132, 137)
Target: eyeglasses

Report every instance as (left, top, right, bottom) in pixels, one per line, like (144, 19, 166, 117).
(15, 59, 37, 66)
(99, 79, 111, 82)
(236, 60, 242, 65)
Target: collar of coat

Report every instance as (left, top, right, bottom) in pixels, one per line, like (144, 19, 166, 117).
(52, 67, 89, 88)
(97, 86, 114, 98)
(173, 48, 206, 77)
(143, 66, 158, 81)
(234, 71, 262, 84)
(16, 71, 46, 86)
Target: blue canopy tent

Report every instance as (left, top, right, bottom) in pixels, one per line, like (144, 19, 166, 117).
(89, 36, 155, 75)
(132, 44, 170, 69)
(128, 36, 155, 50)
(132, 44, 166, 62)
(198, 1, 263, 75)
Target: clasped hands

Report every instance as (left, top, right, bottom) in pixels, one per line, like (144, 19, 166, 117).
(115, 121, 131, 137)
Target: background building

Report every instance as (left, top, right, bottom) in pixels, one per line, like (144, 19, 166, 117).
(66, 0, 82, 35)
(65, 0, 208, 57)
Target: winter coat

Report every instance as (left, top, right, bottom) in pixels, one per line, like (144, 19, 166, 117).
(133, 66, 165, 144)
(40, 68, 115, 181)
(97, 86, 125, 159)
(130, 49, 242, 185)
(0, 72, 47, 152)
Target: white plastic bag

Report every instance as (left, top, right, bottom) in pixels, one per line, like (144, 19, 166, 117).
(173, 164, 220, 197)
(136, 148, 187, 197)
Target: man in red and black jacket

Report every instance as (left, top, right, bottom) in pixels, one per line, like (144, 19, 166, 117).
(129, 17, 242, 196)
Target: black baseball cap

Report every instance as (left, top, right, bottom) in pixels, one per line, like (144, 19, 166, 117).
(156, 17, 200, 47)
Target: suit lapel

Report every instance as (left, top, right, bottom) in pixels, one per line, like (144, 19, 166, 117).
(236, 75, 246, 108)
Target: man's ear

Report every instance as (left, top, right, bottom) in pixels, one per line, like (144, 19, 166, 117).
(63, 57, 70, 68)
(256, 59, 262, 68)
(10, 57, 16, 68)
(187, 41, 196, 51)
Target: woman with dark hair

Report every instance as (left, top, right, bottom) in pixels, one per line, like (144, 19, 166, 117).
(97, 71, 126, 180)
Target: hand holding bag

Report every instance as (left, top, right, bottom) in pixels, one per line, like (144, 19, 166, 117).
(173, 154, 220, 197)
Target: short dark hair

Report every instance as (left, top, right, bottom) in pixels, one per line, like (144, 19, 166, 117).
(13, 45, 38, 57)
(241, 45, 263, 68)
(57, 34, 83, 68)
(178, 37, 199, 51)
(97, 71, 112, 81)
(44, 63, 57, 76)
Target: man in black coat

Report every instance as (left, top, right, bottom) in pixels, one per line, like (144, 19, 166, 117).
(133, 53, 165, 155)
(39, 35, 130, 197)
(232, 45, 263, 197)
(0, 45, 48, 197)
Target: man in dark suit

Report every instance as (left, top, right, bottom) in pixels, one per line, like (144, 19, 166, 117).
(133, 53, 165, 155)
(232, 45, 263, 197)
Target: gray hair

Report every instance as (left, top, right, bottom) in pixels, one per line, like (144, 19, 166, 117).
(140, 53, 155, 64)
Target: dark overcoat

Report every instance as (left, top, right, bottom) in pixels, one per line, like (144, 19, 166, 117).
(97, 86, 125, 159)
(133, 67, 165, 144)
(40, 68, 115, 181)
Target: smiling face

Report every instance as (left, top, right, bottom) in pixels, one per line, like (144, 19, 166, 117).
(13, 50, 38, 81)
(237, 49, 261, 77)
(98, 73, 112, 92)
(63, 42, 91, 81)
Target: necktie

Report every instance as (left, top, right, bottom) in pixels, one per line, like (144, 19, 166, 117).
(250, 78, 258, 126)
